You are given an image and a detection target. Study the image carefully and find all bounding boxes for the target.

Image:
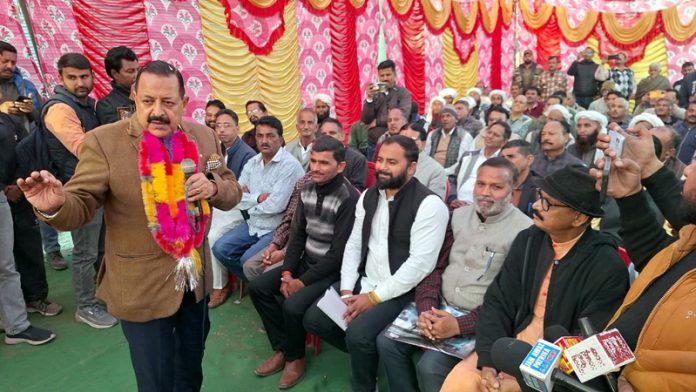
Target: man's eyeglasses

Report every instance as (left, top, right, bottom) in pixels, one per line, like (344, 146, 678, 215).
(215, 123, 235, 129)
(246, 108, 260, 116)
(536, 189, 570, 212)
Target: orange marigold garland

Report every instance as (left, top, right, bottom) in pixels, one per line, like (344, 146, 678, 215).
(139, 129, 211, 291)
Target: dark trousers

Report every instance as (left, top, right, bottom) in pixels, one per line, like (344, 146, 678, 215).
(575, 96, 594, 110)
(376, 331, 460, 392)
(121, 292, 210, 392)
(303, 282, 413, 392)
(10, 200, 48, 302)
(248, 264, 333, 361)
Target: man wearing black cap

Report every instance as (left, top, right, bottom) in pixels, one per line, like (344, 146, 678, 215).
(441, 165, 629, 391)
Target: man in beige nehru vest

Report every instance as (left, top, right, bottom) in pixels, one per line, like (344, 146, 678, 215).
(377, 157, 532, 392)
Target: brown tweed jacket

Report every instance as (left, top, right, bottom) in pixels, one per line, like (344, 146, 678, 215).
(41, 116, 241, 322)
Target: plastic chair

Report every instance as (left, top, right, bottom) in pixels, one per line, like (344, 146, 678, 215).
(366, 161, 376, 188)
(618, 246, 638, 283)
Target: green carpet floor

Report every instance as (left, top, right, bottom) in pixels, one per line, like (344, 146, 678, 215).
(1, 234, 365, 391)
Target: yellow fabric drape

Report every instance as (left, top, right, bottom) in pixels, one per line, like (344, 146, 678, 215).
(443, 29, 478, 99)
(305, 0, 332, 10)
(349, 0, 366, 8)
(600, 11, 657, 44)
(200, 0, 302, 141)
(519, 0, 553, 29)
(500, 0, 514, 25)
(303, 0, 366, 11)
(630, 33, 668, 91)
(422, 0, 452, 31)
(556, 7, 598, 42)
(452, 0, 478, 35)
(478, 0, 500, 33)
(242, 0, 282, 9)
(662, 7, 696, 42)
(390, 0, 414, 15)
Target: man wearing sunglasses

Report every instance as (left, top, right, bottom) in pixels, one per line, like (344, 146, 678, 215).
(442, 165, 629, 391)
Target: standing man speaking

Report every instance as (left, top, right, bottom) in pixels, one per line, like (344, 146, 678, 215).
(18, 61, 242, 391)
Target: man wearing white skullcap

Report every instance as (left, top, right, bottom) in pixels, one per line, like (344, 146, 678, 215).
(544, 104, 572, 124)
(569, 110, 607, 167)
(628, 112, 665, 130)
(489, 90, 508, 108)
(467, 87, 482, 97)
(425, 96, 446, 131)
(313, 94, 332, 123)
(467, 87, 487, 121)
(439, 88, 458, 105)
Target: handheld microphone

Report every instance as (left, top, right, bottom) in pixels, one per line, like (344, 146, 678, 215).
(571, 318, 621, 392)
(181, 158, 202, 234)
(491, 337, 601, 392)
(564, 328, 634, 386)
(544, 325, 583, 375)
(578, 317, 597, 337)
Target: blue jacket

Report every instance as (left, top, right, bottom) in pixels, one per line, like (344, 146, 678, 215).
(12, 68, 41, 110)
(225, 137, 256, 179)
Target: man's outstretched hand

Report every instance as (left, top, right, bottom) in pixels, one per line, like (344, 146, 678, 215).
(16, 171, 66, 215)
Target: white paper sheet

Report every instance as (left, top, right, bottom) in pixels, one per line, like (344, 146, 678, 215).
(317, 286, 348, 331)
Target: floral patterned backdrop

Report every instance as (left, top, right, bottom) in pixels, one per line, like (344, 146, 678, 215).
(476, 25, 492, 88)
(382, 1, 405, 87)
(356, 0, 380, 95)
(296, 1, 333, 109)
(25, 0, 82, 96)
(424, 29, 444, 102)
(3, 0, 696, 129)
(665, 3, 696, 82)
(500, 24, 515, 91)
(145, 0, 211, 121)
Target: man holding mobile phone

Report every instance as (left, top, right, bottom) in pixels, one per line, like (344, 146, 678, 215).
(361, 60, 412, 159)
(0, 42, 41, 131)
(596, 52, 636, 101)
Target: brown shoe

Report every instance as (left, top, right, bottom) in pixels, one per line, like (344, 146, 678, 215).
(278, 357, 306, 389)
(46, 251, 67, 271)
(208, 286, 231, 308)
(255, 351, 286, 377)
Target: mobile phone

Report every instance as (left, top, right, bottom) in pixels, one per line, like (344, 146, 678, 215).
(377, 83, 387, 93)
(600, 130, 625, 203)
(607, 54, 620, 61)
(15, 95, 30, 103)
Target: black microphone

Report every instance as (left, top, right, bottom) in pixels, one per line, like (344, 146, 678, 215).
(181, 158, 202, 233)
(491, 337, 530, 385)
(491, 337, 602, 392)
(545, 325, 573, 342)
